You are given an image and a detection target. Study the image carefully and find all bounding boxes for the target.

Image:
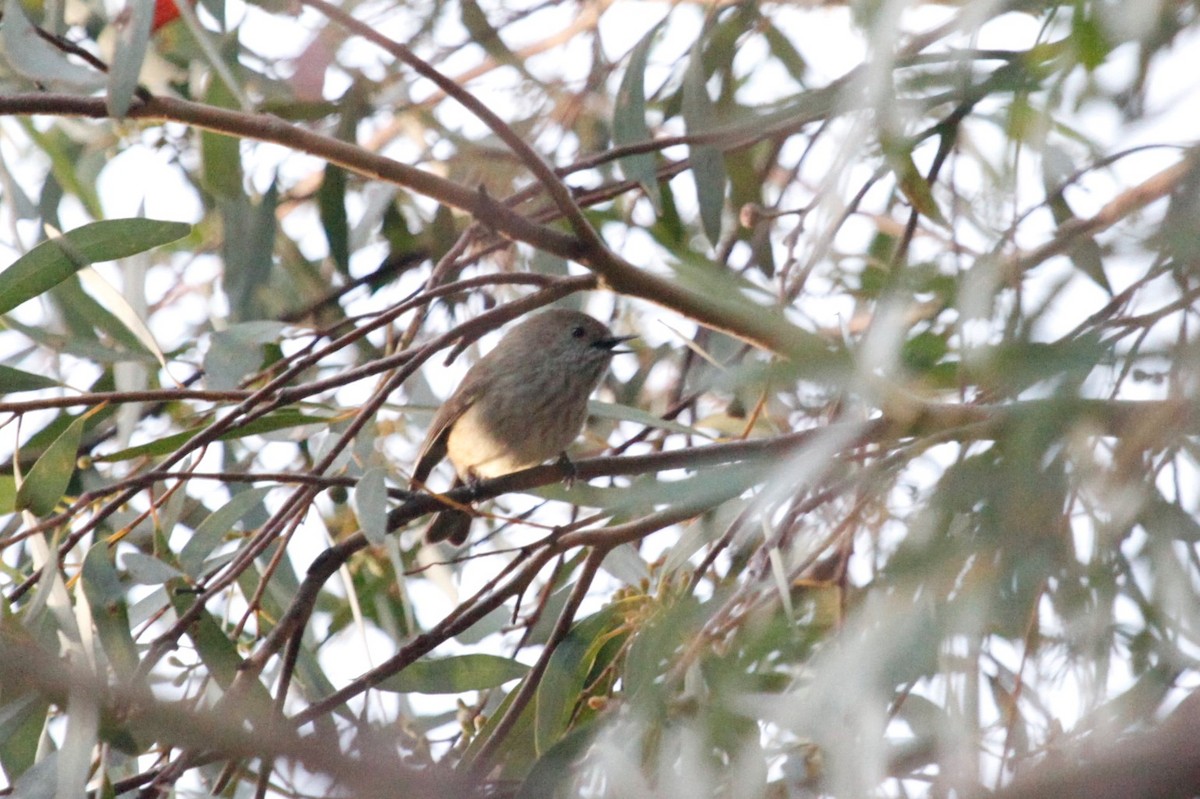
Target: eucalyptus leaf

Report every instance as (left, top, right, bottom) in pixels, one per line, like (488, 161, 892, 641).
(81, 543, 140, 677)
(0, 364, 60, 393)
(353, 467, 389, 544)
(121, 551, 186, 584)
(535, 604, 623, 755)
(204, 321, 286, 390)
(96, 408, 333, 462)
(106, 0, 155, 117)
(179, 487, 273, 577)
(0, 0, 106, 89)
(15, 412, 86, 516)
(614, 20, 664, 211)
(682, 39, 726, 247)
(0, 219, 191, 317)
(375, 654, 529, 694)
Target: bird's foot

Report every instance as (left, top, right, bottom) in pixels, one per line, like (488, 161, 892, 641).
(556, 452, 578, 489)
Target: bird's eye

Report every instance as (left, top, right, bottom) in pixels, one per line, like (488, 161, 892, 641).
(571, 326, 586, 339)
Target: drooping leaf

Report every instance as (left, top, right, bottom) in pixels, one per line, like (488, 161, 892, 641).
(121, 551, 186, 585)
(614, 20, 664, 211)
(682, 38, 727, 247)
(15, 412, 86, 516)
(81, 543, 140, 677)
(167, 590, 274, 712)
(107, 0, 155, 117)
(0, 694, 49, 782)
(353, 467, 389, 544)
(201, 73, 244, 199)
(318, 162, 350, 274)
(535, 604, 625, 755)
(78, 268, 173, 373)
(220, 182, 278, 323)
(516, 722, 600, 799)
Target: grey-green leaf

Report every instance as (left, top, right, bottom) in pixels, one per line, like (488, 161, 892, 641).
(0, 0, 106, 89)
(15, 412, 86, 516)
(614, 21, 664, 211)
(179, 487, 273, 577)
(203, 321, 285, 391)
(682, 39, 726, 247)
(0, 219, 191, 316)
(375, 654, 529, 694)
(106, 0, 154, 117)
(0, 364, 61, 393)
(353, 467, 389, 544)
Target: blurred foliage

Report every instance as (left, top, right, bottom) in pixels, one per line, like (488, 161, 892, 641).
(2, 0, 1200, 797)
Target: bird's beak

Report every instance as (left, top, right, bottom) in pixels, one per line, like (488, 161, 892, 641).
(595, 334, 637, 354)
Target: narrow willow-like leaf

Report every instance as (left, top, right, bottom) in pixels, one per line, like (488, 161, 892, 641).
(614, 20, 664, 211)
(353, 467, 389, 544)
(0, 219, 190, 317)
(179, 487, 273, 577)
(1, 0, 106, 88)
(106, 0, 155, 117)
(15, 412, 86, 516)
(96, 408, 332, 463)
(81, 543, 141, 677)
(682, 40, 726, 247)
(535, 604, 623, 755)
(376, 654, 529, 694)
(0, 364, 60, 393)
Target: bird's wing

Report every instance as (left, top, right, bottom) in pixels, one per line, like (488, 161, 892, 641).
(410, 378, 484, 486)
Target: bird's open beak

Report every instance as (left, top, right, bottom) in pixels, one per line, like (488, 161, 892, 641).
(595, 334, 637, 354)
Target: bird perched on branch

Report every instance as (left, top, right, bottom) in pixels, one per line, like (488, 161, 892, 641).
(411, 309, 634, 545)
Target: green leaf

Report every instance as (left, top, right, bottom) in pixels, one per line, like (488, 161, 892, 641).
(535, 604, 624, 755)
(0, 694, 49, 781)
(889, 148, 947, 226)
(459, 0, 518, 67)
(78, 268, 172, 372)
(121, 551, 185, 585)
(1, 0, 106, 89)
(376, 654, 529, 694)
(318, 163, 350, 274)
(201, 75, 244, 199)
(353, 467, 389, 544)
(516, 722, 600, 799)
(0, 474, 15, 515)
(220, 183, 278, 323)
(613, 21, 664, 211)
(15, 412, 86, 516)
(106, 0, 154, 117)
(682, 39, 727, 247)
(762, 20, 807, 81)
(1139, 492, 1200, 543)
(0, 364, 60, 393)
(203, 321, 286, 391)
(0, 219, 191, 317)
(95, 408, 333, 463)
(1071, 6, 1111, 71)
(168, 590, 274, 711)
(586, 400, 714, 439)
(901, 331, 949, 374)
(81, 543, 140, 677)
(179, 487, 273, 577)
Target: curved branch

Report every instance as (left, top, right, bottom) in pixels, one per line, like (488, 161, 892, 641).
(0, 93, 584, 260)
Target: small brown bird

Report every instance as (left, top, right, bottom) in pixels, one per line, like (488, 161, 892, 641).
(411, 310, 633, 545)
